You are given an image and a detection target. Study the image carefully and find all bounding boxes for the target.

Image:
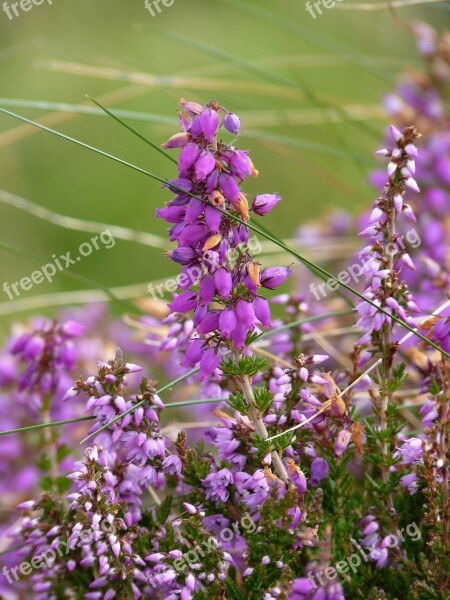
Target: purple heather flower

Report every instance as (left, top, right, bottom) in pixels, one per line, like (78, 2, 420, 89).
(396, 437, 424, 465)
(253, 296, 271, 327)
(162, 131, 191, 149)
(203, 468, 234, 502)
(219, 309, 238, 337)
(178, 143, 200, 173)
(400, 472, 420, 495)
(310, 457, 329, 486)
(334, 428, 352, 457)
(236, 300, 256, 329)
(168, 291, 198, 313)
(195, 152, 216, 181)
(200, 107, 219, 141)
(252, 193, 282, 216)
(260, 267, 292, 290)
(214, 268, 232, 298)
(220, 173, 240, 202)
(223, 112, 241, 135)
(199, 348, 221, 380)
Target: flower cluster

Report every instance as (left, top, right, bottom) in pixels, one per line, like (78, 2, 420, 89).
(374, 22, 450, 312)
(158, 99, 290, 379)
(10, 318, 84, 398)
(356, 124, 420, 345)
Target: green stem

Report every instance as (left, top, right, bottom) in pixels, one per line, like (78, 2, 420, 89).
(239, 369, 289, 484)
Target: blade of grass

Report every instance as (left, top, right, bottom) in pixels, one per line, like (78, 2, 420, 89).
(86, 95, 177, 165)
(0, 309, 354, 439)
(0, 240, 140, 315)
(0, 85, 148, 149)
(85, 98, 355, 308)
(0, 398, 224, 437)
(0, 282, 150, 316)
(0, 107, 447, 360)
(0, 97, 374, 164)
(337, 0, 446, 9)
(39, 60, 312, 101)
(0, 98, 177, 126)
(154, 29, 381, 149)
(0, 189, 167, 249)
(0, 98, 386, 128)
(219, 0, 394, 82)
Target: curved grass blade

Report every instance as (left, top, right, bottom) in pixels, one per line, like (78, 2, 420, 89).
(0, 398, 224, 437)
(155, 29, 380, 148)
(0, 107, 448, 361)
(0, 98, 177, 126)
(39, 60, 312, 101)
(0, 97, 374, 164)
(0, 310, 354, 439)
(86, 95, 177, 165)
(0, 189, 167, 249)
(0, 98, 387, 128)
(83, 98, 355, 307)
(0, 282, 150, 316)
(219, 0, 394, 83)
(245, 129, 374, 165)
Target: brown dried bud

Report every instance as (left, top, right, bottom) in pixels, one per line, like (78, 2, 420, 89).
(236, 193, 250, 221)
(350, 421, 365, 455)
(203, 234, 222, 251)
(410, 347, 430, 371)
(247, 263, 261, 288)
(209, 190, 225, 206)
(249, 158, 259, 178)
(330, 393, 347, 418)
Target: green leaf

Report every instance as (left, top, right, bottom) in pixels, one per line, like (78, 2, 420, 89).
(156, 496, 173, 525)
(389, 363, 407, 393)
(56, 444, 72, 463)
(55, 476, 72, 495)
(220, 356, 268, 379)
(225, 580, 244, 600)
(226, 392, 249, 415)
(253, 387, 274, 414)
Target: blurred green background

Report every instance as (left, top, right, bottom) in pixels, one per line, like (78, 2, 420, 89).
(0, 0, 447, 332)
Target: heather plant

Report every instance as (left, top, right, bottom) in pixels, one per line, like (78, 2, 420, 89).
(0, 45, 448, 600)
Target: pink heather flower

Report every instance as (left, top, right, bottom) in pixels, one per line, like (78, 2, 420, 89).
(334, 428, 352, 457)
(400, 472, 420, 495)
(223, 112, 241, 135)
(310, 457, 329, 486)
(252, 193, 282, 216)
(260, 267, 292, 289)
(199, 107, 219, 141)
